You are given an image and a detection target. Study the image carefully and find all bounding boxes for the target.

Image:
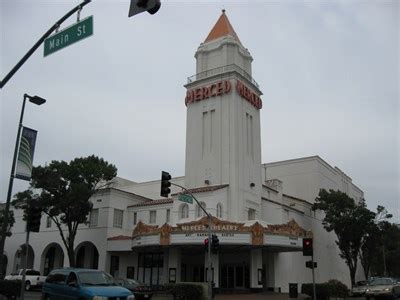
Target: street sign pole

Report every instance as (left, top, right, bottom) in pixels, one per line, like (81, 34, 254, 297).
(19, 230, 30, 300)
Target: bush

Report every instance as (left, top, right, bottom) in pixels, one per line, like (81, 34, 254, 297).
(301, 280, 349, 300)
(0, 280, 21, 299)
(165, 283, 205, 300)
(327, 279, 349, 298)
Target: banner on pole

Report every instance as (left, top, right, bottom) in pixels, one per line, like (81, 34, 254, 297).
(15, 127, 37, 181)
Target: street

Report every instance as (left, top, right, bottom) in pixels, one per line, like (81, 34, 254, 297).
(16, 291, 372, 300)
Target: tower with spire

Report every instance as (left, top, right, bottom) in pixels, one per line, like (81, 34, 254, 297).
(184, 10, 263, 222)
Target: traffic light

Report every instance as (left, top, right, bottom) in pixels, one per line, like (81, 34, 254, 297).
(211, 234, 220, 253)
(160, 171, 171, 198)
(306, 261, 317, 269)
(204, 238, 209, 252)
(129, 0, 161, 17)
(302, 238, 313, 256)
(25, 200, 42, 232)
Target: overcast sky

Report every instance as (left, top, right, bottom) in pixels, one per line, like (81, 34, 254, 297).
(1, 0, 399, 222)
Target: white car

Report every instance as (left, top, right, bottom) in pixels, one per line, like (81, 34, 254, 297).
(4, 269, 46, 291)
(351, 280, 369, 297)
(365, 277, 400, 299)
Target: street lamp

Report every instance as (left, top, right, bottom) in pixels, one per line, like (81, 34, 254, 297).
(0, 93, 46, 278)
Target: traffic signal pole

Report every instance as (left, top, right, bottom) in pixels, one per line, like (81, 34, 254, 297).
(0, 0, 91, 89)
(311, 254, 316, 300)
(170, 182, 213, 300)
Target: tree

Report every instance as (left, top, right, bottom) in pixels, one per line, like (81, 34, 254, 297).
(359, 205, 392, 279)
(369, 221, 400, 277)
(0, 209, 14, 240)
(14, 155, 117, 267)
(0, 208, 14, 279)
(312, 189, 375, 286)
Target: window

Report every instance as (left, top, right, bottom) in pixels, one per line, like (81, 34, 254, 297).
(180, 204, 189, 219)
(89, 209, 99, 227)
(46, 216, 52, 228)
(150, 210, 156, 224)
(166, 209, 170, 223)
(248, 208, 256, 220)
(133, 212, 137, 225)
(216, 203, 222, 218)
(110, 256, 120, 277)
(113, 209, 123, 228)
(196, 202, 206, 218)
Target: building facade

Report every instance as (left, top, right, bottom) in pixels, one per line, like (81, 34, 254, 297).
(4, 11, 364, 293)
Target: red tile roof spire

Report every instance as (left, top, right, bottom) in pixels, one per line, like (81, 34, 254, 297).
(204, 10, 242, 45)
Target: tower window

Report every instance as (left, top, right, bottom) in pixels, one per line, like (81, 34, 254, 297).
(216, 203, 222, 218)
(248, 208, 256, 220)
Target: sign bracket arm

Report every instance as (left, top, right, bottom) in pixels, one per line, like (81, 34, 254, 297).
(0, 0, 91, 89)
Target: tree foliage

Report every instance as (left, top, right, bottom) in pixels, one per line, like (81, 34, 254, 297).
(14, 155, 117, 267)
(312, 189, 375, 286)
(359, 205, 392, 279)
(0, 209, 14, 239)
(369, 221, 400, 277)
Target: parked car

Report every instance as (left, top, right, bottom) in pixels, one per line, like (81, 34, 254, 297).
(4, 269, 46, 291)
(350, 280, 369, 297)
(365, 277, 400, 299)
(42, 268, 134, 300)
(115, 278, 153, 299)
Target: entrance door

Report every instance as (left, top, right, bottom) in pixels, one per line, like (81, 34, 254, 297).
(220, 265, 249, 289)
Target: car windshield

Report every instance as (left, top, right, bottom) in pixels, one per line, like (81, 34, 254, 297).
(370, 278, 393, 286)
(78, 271, 116, 286)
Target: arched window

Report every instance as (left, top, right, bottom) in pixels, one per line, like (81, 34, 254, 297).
(216, 203, 222, 218)
(196, 202, 206, 218)
(180, 204, 189, 219)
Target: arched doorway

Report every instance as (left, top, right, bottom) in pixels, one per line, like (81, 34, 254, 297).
(41, 243, 64, 276)
(75, 241, 99, 269)
(13, 244, 34, 271)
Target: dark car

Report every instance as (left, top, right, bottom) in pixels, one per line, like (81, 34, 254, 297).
(42, 269, 134, 300)
(115, 278, 153, 300)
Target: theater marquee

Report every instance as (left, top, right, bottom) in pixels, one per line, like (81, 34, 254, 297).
(127, 217, 311, 249)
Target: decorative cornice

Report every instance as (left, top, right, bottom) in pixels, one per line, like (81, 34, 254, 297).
(128, 198, 173, 208)
(171, 184, 229, 196)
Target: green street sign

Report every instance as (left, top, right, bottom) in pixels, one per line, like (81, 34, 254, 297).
(44, 16, 93, 57)
(178, 194, 193, 204)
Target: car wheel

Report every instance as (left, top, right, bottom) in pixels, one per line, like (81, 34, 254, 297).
(25, 281, 31, 291)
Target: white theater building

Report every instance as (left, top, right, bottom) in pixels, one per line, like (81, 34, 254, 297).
(4, 11, 364, 293)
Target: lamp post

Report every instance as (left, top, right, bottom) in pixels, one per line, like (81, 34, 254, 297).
(0, 93, 46, 279)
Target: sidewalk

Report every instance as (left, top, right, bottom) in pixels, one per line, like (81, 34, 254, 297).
(152, 293, 309, 300)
